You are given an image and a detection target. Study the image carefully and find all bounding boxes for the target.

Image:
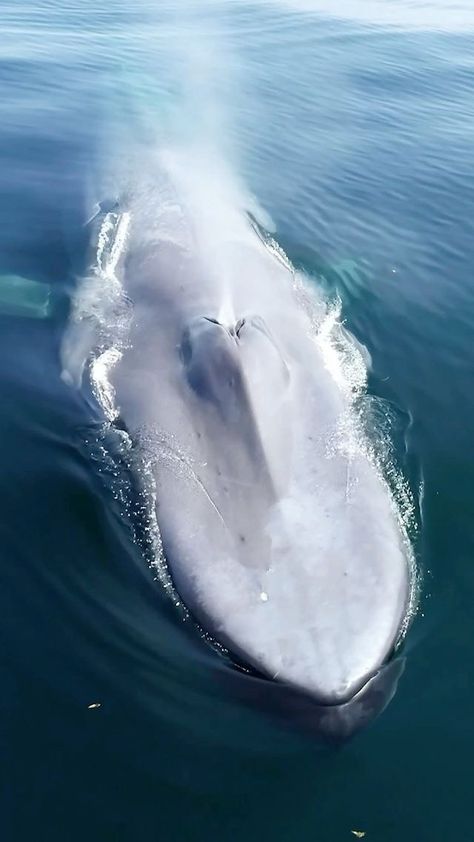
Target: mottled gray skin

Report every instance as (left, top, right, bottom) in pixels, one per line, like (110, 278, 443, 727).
(65, 170, 412, 736)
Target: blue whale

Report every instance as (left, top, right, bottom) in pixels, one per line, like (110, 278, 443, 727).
(63, 153, 413, 737)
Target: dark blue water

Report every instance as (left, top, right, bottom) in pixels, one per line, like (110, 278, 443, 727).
(1, 1, 474, 839)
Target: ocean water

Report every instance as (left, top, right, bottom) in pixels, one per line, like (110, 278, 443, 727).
(1, 1, 474, 839)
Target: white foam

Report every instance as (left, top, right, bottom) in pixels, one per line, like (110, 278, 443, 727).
(61, 211, 132, 391)
(90, 347, 123, 422)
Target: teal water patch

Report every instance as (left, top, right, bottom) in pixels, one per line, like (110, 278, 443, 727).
(0, 274, 54, 319)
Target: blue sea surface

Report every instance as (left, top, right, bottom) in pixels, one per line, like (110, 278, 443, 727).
(1, 1, 474, 839)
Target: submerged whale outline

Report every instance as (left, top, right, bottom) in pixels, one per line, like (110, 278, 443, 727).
(63, 174, 415, 739)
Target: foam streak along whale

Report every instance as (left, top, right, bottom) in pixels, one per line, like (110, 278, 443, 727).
(63, 151, 413, 735)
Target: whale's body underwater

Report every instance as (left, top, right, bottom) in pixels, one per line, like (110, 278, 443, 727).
(64, 156, 413, 737)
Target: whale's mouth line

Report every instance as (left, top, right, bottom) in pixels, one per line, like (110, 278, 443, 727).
(222, 638, 395, 709)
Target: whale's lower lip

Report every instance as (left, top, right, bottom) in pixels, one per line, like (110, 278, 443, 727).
(222, 650, 406, 741)
(174, 587, 405, 736)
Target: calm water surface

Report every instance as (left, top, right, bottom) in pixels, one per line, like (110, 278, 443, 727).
(1, 1, 473, 839)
